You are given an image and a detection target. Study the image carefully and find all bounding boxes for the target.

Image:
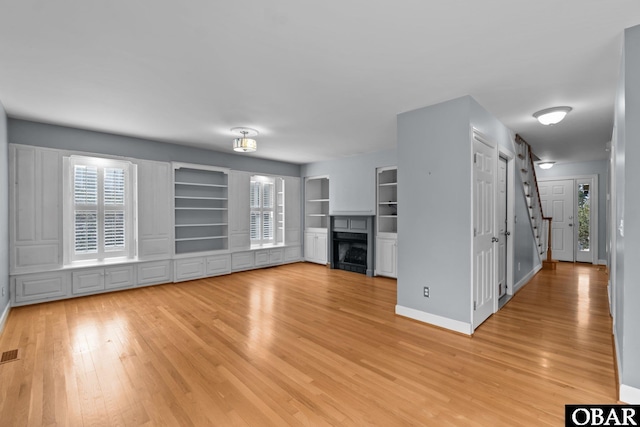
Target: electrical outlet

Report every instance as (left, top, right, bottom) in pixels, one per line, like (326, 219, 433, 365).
(1, 287, 5, 297)
(518, 262, 521, 271)
(423, 287, 430, 298)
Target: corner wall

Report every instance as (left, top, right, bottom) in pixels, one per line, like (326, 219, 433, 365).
(0, 101, 9, 335)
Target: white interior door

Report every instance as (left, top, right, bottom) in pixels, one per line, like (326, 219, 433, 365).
(539, 179, 574, 261)
(473, 135, 496, 329)
(497, 157, 508, 298)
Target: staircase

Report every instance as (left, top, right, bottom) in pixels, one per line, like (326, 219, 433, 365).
(515, 135, 556, 269)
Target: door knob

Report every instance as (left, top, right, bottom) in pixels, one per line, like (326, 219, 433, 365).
(492, 237, 499, 243)
(505, 231, 511, 236)
(568, 223, 573, 227)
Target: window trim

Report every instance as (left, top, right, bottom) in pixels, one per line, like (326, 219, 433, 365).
(63, 155, 137, 264)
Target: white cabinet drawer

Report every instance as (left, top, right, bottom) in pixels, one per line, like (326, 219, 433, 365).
(206, 254, 231, 276)
(72, 269, 105, 295)
(137, 260, 172, 286)
(174, 258, 205, 282)
(13, 271, 70, 303)
(105, 266, 135, 290)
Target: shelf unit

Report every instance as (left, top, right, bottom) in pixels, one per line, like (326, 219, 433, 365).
(305, 176, 330, 230)
(173, 163, 229, 255)
(377, 167, 398, 235)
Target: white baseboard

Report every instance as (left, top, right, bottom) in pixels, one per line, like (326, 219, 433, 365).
(513, 263, 542, 294)
(620, 384, 640, 404)
(0, 302, 11, 337)
(395, 305, 472, 335)
(598, 259, 607, 266)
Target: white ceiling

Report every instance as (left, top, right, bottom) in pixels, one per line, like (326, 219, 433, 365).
(1, 1, 639, 165)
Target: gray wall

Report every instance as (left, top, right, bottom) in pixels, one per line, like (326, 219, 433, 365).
(397, 95, 540, 327)
(301, 149, 397, 214)
(536, 159, 608, 262)
(9, 119, 301, 177)
(0, 102, 9, 323)
(397, 97, 473, 324)
(613, 24, 640, 400)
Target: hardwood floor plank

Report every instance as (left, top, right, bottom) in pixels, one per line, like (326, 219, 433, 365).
(0, 262, 617, 426)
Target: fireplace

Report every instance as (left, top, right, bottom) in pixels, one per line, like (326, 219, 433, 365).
(329, 215, 374, 276)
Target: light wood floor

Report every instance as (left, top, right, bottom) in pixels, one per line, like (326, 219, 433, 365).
(0, 262, 616, 426)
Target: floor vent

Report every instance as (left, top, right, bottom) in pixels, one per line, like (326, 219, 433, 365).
(0, 349, 20, 364)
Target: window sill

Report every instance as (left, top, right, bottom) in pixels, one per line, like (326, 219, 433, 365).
(250, 243, 285, 250)
(62, 257, 140, 269)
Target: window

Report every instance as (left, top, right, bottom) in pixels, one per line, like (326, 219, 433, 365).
(65, 156, 136, 262)
(250, 176, 277, 245)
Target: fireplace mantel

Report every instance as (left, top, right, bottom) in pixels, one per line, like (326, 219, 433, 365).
(329, 215, 374, 276)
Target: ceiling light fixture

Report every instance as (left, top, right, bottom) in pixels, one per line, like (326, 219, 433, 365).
(538, 162, 555, 170)
(533, 106, 572, 125)
(231, 127, 258, 153)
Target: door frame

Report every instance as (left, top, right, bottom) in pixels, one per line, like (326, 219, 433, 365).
(538, 174, 599, 265)
(497, 150, 515, 304)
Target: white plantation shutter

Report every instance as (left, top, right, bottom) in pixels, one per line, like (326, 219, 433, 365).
(74, 211, 98, 253)
(250, 181, 261, 208)
(67, 156, 134, 261)
(249, 176, 276, 244)
(250, 211, 261, 241)
(262, 211, 273, 240)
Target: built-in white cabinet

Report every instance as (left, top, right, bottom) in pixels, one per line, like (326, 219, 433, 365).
(13, 271, 70, 304)
(304, 231, 328, 265)
(229, 171, 251, 251)
(9, 145, 62, 274)
(72, 265, 135, 295)
(138, 160, 173, 259)
(137, 260, 172, 287)
(375, 237, 397, 278)
(376, 166, 398, 278)
(231, 246, 299, 272)
(304, 176, 329, 265)
(174, 163, 229, 255)
(174, 254, 231, 282)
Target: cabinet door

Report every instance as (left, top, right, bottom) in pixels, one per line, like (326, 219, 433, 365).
(72, 269, 106, 295)
(269, 248, 284, 264)
(174, 258, 205, 282)
(304, 232, 316, 262)
(255, 250, 270, 266)
(205, 254, 231, 276)
(10, 145, 62, 273)
(376, 238, 397, 278)
(229, 171, 251, 251)
(137, 160, 172, 259)
(105, 265, 135, 290)
(284, 246, 301, 262)
(232, 251, 255, 271)
(284, 177, 301, 245)
(316, 233, 328, 265)
(13, 271, 70, 304)
(137, 260, 172, 286)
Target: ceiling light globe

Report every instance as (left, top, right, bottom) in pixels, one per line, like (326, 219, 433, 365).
(533, 107, 572, 126)
(233, 137, 257, 152)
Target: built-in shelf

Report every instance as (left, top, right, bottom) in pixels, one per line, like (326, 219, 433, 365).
(305, 176, 330, 230)
(174, 163, 229, 254)
(377, 167, 397, 235)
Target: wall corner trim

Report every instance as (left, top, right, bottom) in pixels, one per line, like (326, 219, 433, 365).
(0, 302, 11, 337)
(395, 305, 472, 335)
(620, 384, 640, 404)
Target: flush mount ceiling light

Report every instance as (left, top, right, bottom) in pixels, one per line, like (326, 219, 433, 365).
(231, 127, 258, 153)
(533, 106, 572, 125)
(538, 161, 556, 169)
